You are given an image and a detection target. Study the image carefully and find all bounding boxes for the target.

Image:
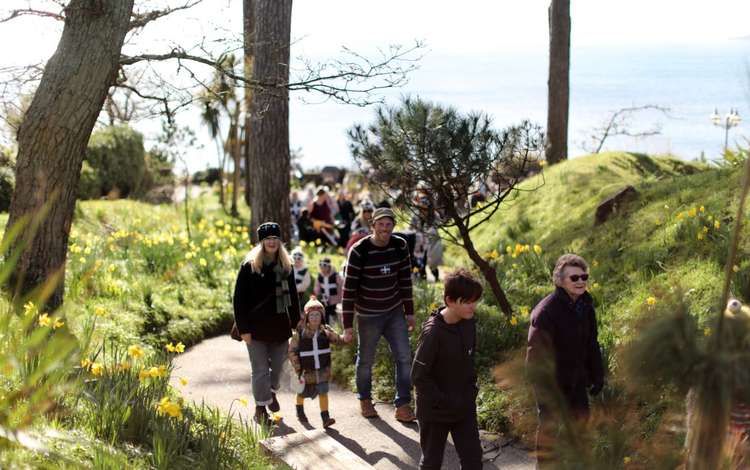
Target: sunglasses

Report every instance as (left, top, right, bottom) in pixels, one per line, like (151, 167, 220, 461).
(293, 254, 304, 260)
(569, 274, 589, 282)
(319, 261, 331, 268)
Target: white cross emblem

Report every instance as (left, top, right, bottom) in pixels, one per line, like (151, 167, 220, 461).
(380, 265, 391, 275)
(299, 332, 331, 369)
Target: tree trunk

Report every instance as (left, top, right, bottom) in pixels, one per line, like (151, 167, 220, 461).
(232, 118, 242, 217)
(545, 0, 570, 165)
(449, 209, 513, 317)
(243, 0, 255, 209)
(248, 0, 292, 243)
(3, 0, 134, 310)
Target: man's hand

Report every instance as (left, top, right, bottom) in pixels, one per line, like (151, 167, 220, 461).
(241, 333, 252, 345)
(406, 315, 416, 332)
(343, 328, 353, 344)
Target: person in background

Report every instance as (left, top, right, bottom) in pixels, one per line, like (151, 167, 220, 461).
(291, 247, 311, 306)
(526, 253, 604, 468)
(351, 199, 375, 233)
(412, 268, 484, 470)
(233, 222, 301, 427)
(288, 296, 345, 428)
(308, 186, 339, 246)
(336, 189, 355, 248)
(314, 256, 344, 326)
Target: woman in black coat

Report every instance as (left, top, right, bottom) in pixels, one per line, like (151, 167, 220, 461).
(526, 253, 604, 467)
(233, 222, 301, 426)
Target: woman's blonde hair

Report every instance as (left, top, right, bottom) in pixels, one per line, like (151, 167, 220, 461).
(243, 241, 292, 273)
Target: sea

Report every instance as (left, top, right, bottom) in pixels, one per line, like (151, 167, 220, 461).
(289, 40, 750, 169)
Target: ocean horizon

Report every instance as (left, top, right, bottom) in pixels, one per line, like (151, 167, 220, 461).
(288, 40, 750, 169)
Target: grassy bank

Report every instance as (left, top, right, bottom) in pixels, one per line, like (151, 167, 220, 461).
(0, 192, 281, 468)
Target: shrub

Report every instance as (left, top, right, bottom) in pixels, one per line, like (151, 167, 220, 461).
(83, 125, 146, 198)
(0, 166, 14, 212)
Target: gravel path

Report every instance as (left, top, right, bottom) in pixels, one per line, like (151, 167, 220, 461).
(170, 335, 535, 469)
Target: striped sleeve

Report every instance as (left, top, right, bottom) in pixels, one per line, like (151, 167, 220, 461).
(397, 239, 414, 316)
(342, 244, 363, 328)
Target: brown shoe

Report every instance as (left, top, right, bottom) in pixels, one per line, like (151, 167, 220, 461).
(360, 399, 379, 419)
(395, 404, 416, 423)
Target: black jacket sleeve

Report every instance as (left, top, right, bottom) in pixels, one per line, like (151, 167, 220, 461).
(411, 326, 446, 407)
(287, 270, 301, 327)
(233, 263, 255, 335)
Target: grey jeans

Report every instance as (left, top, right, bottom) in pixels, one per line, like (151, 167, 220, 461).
(246, 339, 288, 406)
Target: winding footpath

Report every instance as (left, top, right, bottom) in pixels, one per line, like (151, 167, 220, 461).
(170, 335, 535, 469)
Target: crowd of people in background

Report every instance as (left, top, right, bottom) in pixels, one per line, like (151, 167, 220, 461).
(289, 183, 444, 283)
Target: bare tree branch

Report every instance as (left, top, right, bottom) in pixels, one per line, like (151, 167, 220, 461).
(0, 8, 63, 23)
(128, 0, 204, 30)
(582, 104, 672, 154)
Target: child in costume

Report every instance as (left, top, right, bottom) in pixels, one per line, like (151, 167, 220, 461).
(288, 296, 345, 428)
(313, 257, 343, 325)
(291, 247, 311, 305)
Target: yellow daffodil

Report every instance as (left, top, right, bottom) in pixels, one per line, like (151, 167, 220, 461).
(128, 344, 144, 359)
(520, 306, 530, 317)
(78, 256, 86, 264)
(238, 397, 249, 407)
(199, 258, 207, 267)
(52, 318, 64, 329)
(94, 307, 107, 317)
(118, 362, 131, 372)
(592, 282, 600, 290)
(688, 208, 697, 217)
(505, 245, 512, 254)
(623, 456, 631, 465)
(179, 377, 189, 386)
(429, 303, 439, 311)
(646, 296, 657, 306)
(23, 301, 36, 316)
(676, 212, 685, 221)
(714, 220, 721, 230)
(592, 260, 599, 268)
(412, 267, 419, 273)
(148, 367, 160, 378)
(704, 327, 712, 337)
(156, 397, 183, 419)
(699, 206, 705, 213)
(165, 343, 176, 353)
(38, 313, 51, 328)
(697, 232, 704, 241)
(654, 218, 662, 226)
(157, 365, 168, 377)
(510, 316, 518, 326)
(80, 358, 92, 369)
(315, 239, 322, 246)
(90, 363, 104, 376)
(300, 240, 307, 247)
(702, 226, 709, 234)
(539, 160, 546, 167)
(175, 342, 185, 353)
(138, 369, 150, 382)
(533, 245, 542, 255)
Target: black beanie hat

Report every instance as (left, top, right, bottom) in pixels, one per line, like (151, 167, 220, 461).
(257, 222, 281, 241)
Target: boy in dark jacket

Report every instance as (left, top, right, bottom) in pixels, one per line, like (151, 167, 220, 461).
(411, 268, 483, 470)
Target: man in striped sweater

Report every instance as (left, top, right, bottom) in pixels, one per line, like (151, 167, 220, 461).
(342, 207, 417, 422)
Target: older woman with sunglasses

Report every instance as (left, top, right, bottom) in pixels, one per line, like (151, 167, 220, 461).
(526, 253, 604, 467)
(233, 222, 302, 426)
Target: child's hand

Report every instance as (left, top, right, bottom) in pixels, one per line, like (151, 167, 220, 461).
(343, 328, 353, 343)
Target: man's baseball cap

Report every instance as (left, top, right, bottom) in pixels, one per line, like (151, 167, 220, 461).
(372, 207, 395, 223)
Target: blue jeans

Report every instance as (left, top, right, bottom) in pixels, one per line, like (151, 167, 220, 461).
(246, 339, 288, 406)
(355, 306, 413, 407)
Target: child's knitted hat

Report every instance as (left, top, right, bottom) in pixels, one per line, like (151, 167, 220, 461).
(304, 296, 325, 314)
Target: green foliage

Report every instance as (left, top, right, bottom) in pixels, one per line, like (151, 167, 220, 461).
(83, 125, 147, 198)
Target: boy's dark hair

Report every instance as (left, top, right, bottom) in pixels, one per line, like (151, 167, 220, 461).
(443, 268, 483, 303)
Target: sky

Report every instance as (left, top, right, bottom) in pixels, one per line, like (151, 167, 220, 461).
(1, 0, 750, 171)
